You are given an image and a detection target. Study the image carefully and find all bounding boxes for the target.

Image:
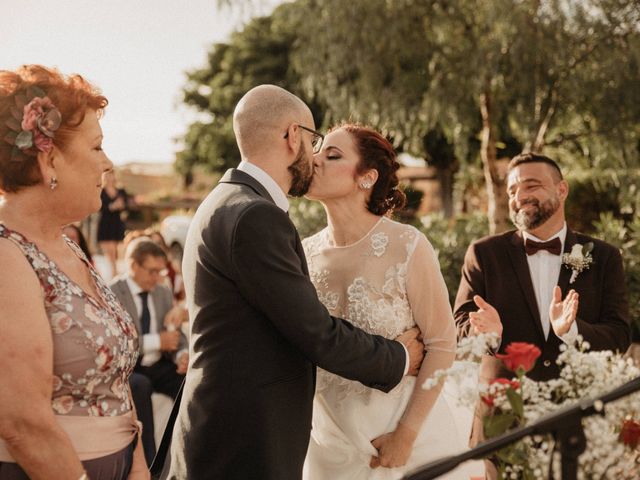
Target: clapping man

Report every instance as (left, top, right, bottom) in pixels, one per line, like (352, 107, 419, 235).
(454, 152, 631, 478)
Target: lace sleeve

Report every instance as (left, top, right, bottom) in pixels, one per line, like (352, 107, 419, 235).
(399, 234, 457, 432)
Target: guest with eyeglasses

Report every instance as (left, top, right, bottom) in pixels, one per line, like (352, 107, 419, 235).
(0, 65, 147, 479)
(108, 239, 189, 466)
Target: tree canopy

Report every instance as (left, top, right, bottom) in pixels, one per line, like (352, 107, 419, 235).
(178, 0, 640, 231)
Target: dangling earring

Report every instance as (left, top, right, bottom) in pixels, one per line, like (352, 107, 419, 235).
(49, 177, 58, 190)
(360, 182, 372, 189)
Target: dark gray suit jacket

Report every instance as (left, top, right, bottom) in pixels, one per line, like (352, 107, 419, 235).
(164, 169, 406, 480)
(109, 276, 187, 359)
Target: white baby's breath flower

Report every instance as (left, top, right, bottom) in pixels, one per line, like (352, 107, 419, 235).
(431, 335, 640, 477)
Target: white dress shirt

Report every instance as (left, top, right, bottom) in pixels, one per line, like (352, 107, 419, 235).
(126, 277, 162, 366)
(236, 160, 410, 374)
(523, 223, 578, 343)
(238, 161, 289, 212)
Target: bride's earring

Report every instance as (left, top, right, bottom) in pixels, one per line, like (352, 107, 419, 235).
(360, 181, 372, 190)
(49, 177, 58, 190)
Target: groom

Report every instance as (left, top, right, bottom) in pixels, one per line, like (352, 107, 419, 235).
(161, 85, 424, 480)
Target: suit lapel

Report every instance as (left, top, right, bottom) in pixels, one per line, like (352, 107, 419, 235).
(557, 229, 577, 295)
(151, 289, 165, 332)
(221, 168, 310, 275)
(507, 231, 545, 340)
(117, 279, 141, 334)
(219, 168, 277, 205)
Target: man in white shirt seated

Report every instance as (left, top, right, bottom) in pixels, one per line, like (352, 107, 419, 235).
(110, 239, 188, 463)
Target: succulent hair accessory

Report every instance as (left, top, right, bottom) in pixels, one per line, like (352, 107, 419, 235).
(4, 86, 62, 161)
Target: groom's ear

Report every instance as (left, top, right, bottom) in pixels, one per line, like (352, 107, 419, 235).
(557, 179, 569, 201)
(284, 124, 300, 152)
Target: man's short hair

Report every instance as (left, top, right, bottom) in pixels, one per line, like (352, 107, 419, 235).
(508, 152, 563, 181)
(126, 239, 167, 265)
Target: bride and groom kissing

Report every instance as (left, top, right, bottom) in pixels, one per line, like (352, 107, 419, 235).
(156, 84, 458, 480)
(159, 84, 631, 480)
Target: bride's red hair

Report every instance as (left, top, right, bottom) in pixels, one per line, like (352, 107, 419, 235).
(331, 123, 407, 216)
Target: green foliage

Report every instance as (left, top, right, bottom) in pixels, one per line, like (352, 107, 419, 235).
(176, 2, 322, 176)
(592, 211, 640, 338)
(288, 197, 327, 240)
(418, 212, 490, 306)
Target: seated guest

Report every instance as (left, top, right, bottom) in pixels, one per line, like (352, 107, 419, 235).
(0, 65, 147, 479)
(124, 229, 185, 303)
(109, 239, 188, 465)
(146, 229, 186, 303)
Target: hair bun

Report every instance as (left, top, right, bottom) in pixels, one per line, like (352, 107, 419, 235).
(386, 188, 407, 212)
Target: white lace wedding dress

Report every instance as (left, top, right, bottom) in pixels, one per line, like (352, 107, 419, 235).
(302, 217, 464, 480)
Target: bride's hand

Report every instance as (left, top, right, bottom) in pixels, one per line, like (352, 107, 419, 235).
(369, 423, 417, 469)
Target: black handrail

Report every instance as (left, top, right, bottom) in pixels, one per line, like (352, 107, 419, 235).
(404, 376, 640, 480)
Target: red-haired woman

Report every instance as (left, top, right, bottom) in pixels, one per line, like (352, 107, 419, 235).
(302, 124, 459, 479)
(0, 65, 147, 479)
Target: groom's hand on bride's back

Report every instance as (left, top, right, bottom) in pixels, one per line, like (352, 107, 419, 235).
(395, 327, 424, 376)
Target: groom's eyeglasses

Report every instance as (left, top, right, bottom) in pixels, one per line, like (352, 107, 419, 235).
(284, 125, 324, 154)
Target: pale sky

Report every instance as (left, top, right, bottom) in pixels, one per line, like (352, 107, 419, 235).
(2, 0, 278, 165)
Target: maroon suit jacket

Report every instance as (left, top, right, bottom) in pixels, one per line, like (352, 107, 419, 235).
(454, 228, 630, 383)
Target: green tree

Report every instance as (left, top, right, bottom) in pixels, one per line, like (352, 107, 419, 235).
(289, 0, 640, 233)
(176, 3, 324, 177)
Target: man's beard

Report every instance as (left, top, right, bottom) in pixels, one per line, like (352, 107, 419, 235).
(288, 143, 314, 197)
(510, 196, 560, 230)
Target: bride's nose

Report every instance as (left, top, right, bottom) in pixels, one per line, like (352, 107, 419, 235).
(313, 153, 323, 168)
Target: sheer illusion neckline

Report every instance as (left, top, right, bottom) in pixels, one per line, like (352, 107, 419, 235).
(0, 223, 113, 314)
(324, 216, 385, 249)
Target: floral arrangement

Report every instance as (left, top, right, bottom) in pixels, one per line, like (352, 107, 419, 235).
(424, 334, 640, 479)
(562, 242, 594, 284)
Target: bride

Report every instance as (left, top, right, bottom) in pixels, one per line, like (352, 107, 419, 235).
(302, 123, 460, 479)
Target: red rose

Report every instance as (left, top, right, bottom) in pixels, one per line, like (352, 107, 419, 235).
(496, 342, 541, 373)
(481, 377, 520, 407)
(619, 419, 640, 449)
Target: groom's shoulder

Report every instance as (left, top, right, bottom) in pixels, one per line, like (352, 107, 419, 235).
(469, 230, 517, 251)
(200, 181, 279, 219)
(573, 231, 620, 257)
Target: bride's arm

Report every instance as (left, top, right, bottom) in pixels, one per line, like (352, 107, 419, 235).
(371, 234, 456, 469)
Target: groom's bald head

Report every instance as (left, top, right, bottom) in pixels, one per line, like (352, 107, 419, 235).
(233, 85, 311, 158)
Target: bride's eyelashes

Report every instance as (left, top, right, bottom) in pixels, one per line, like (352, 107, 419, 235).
(327, 155, 341, 161)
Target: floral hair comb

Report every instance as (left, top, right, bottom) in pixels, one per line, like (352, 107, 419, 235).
(4, 85, 62, 161)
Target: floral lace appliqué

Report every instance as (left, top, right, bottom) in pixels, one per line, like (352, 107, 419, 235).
(303, 221, 420, 403)
(370, 231, 389, 257)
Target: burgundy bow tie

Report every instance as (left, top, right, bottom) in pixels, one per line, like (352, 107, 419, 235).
(525, 237, 562, 256)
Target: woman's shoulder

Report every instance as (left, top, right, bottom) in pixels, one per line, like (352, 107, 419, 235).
(0, 232, 42, 297)
(378, 217, 437, 259)
(301, 227, 328, 252)
(379, 217, 425, 242)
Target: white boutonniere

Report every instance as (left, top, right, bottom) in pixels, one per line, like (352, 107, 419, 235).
(562, 242, 594, 284)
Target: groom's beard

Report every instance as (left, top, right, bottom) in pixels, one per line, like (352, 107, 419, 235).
(510, 196, 560, 230)
(288, 143, 314, 197)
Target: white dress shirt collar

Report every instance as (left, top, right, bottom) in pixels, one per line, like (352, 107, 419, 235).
(237, 160, 289, 213)
(522, 222, 567, 247)
(125, 276, 145, 297)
